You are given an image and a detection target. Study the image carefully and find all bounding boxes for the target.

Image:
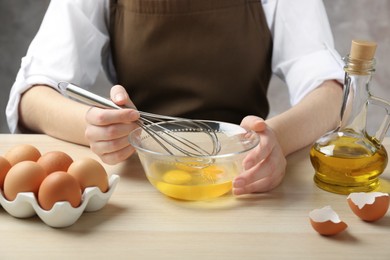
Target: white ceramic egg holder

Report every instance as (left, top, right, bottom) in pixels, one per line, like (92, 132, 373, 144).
(0, 174, 119, 228)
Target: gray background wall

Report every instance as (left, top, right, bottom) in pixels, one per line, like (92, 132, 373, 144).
(1, 1, 390, 136)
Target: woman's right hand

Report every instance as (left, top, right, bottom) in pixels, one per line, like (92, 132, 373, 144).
(84, 85, 140, 165)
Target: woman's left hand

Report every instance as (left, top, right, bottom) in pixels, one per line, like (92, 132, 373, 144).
(233, 116, 286, 194)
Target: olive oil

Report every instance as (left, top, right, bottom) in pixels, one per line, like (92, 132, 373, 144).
(310, 134, 388, 194)
(310, 40, 390, 194)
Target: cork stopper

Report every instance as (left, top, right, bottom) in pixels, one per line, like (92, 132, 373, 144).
(350, 40, 377, 61)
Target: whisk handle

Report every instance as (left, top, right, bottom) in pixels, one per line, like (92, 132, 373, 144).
(58, 82, 124, 110)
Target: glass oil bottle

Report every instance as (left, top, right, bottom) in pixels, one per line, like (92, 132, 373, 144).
(310, 40, 390, 194)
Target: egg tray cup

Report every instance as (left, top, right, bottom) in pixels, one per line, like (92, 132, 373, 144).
(0, 174, 120, 228)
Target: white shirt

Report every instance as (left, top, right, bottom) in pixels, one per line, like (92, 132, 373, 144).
(6, 0, 344, 133)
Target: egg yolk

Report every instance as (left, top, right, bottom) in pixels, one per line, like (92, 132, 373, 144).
(162, 170, 192, 185)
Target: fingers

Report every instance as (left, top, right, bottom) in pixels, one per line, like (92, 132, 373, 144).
(233, 172, 285, 194)
(110, 85, 136, 108)
(95, 143, 136, 165)
(86, 107, 139, 126)
(87, 124, 137, 165)
(233, 152, 286, 194)
(85, 122, 136, 143)
(242, 132, 271, 170)
(233, 122, 286, 195)
(240, 115, 266, 132)
(84, 85, 140, 165)
(85, 119, 138, 165)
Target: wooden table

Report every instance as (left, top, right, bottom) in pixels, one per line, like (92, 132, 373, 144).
(0, 134, 389, 259)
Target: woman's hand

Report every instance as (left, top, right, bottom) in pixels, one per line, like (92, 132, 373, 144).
(233, 116, 286, 194)
(84, 85, 140, 165)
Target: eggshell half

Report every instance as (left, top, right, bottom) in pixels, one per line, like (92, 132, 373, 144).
(347, 192, 389, 222)
(309, 206, 348, 236)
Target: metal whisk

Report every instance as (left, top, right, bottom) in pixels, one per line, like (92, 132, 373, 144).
(57, 82, 221, 157)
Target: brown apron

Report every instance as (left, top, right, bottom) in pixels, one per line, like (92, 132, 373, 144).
(109, 0, 272, 124)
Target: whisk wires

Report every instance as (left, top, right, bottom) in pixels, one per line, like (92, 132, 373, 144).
(57, 82, 221, 157)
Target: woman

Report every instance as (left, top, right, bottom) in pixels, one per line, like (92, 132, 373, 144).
(6, 0, 344, 195)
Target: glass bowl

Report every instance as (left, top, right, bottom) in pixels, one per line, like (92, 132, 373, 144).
(128, 120, 259, 201)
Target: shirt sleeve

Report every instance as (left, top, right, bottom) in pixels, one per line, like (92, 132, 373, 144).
(6, 0, 110, 133)
(263, 0, 345, 106)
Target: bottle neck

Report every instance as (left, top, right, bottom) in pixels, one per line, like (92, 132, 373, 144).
(343, 54, 376, 75)
(339, 55, 376, 134)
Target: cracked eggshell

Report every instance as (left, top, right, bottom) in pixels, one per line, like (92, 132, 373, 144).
(347, 192, 389, 222)
(309, 206, 348, 236)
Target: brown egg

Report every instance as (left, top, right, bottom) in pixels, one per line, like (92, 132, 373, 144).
(347, 192, 389, 222)
(38, 171, 82, 210)
(67, 158, 109, 193)
(3, 161, 46, 201)
(4, 144, 41, 166)
(0, 156, 12, 189)
(37, 151, 73, 175)
(309, 206, 348, 236)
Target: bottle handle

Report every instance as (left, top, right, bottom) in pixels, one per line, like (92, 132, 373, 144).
(339, 74, 351, 126)
(368, 95, 390, 142)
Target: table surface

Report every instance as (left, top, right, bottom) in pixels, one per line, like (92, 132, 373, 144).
(0, 134, 389, 259)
